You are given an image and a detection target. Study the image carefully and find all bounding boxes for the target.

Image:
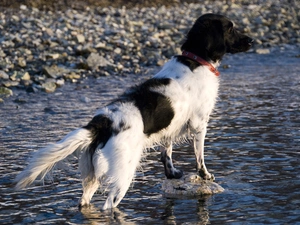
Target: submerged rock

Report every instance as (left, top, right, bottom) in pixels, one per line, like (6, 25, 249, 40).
(162, 173, 224, 196)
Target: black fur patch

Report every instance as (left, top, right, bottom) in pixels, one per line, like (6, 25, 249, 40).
(175, 55, 201, 71)
(112, 120, 131, 135)
(83, 115, 113, 151)
(121, 78, 175, 135)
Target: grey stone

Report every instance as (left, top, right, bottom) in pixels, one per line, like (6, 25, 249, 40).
(43, 65, 70, 78)
(86, 53, 111, 71)
(162, 173, 224, 196)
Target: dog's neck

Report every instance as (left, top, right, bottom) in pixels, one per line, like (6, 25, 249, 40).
(181, 51, 220, 76)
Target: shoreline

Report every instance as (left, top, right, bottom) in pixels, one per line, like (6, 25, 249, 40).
(0, 0, 299, 101)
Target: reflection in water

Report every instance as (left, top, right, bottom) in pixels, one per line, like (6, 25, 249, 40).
(1, 49, 300, 224)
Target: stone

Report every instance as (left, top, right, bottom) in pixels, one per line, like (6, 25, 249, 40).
(64, 72, 81, 80)
(80, 96, 91, 103)
(162, 173, 224, 196)
(76, 34, 85, 43)
(42, 82, 57, 93)
(0, 70, 9, 79)
(18, 58, 27, 67)
(114, 47, 122, 54)
(0, 87, 13, 97)
(43, 65, 70, 78)
(86, 53, 111, 71)
(256, 48, 271, 54)
(22, 72, 31, 81)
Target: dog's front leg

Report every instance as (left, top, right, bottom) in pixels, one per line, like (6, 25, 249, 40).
(193, 127, 215, 181)
(160, 142, 183, 179)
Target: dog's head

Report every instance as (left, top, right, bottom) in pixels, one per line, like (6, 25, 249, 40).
(181, 14, 253, 62)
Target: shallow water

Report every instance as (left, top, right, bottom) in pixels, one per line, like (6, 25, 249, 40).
(1, 47, 300, 224)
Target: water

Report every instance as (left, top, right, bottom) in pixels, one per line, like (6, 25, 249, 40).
(1, 47, 300, 224)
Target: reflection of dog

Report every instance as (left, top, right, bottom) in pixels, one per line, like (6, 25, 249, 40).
(15, 14, 253, 210)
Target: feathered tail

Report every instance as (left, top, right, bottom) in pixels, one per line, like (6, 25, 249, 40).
(15, 128, 92, 190)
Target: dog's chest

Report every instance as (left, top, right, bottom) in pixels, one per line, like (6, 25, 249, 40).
(154, 61, 219, 138)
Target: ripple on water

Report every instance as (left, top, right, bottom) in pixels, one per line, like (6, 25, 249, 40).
(1, 50, 300, 224)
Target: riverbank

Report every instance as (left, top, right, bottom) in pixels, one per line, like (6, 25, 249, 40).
(0, 0, 299, 101)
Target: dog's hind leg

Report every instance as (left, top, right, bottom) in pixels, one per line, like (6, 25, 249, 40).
(101, 135, 144, 210)
(78, 150, 102, 208)
(79, 176, 100, 208)
(160, 142, 183, 179)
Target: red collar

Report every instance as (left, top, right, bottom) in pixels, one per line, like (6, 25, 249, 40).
(182, 50, 220, 76)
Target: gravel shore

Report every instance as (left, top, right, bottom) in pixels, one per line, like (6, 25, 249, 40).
(0, 0, 299, 100)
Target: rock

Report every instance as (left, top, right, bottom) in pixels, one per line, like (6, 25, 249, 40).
(42, 81, 57, 93)
(0, 70, 9, 79)
(0, 87, 13, 97)
(114, 47, 122, 54)
(10, 71, 30, 81)
(26, 86, 39, 93)
(22, 72, 31, 81)
(76, 34, 85, 43)
(162, 173, 224, 196)
(64, 72, 81, 80)
(43, 65, 70, 78)
(86, 53, 111, 71)
(80, 96, 91, 103)
(18, 58, 27, 67)
(55, 78, 65, 87)
(256, 48, 271, 54)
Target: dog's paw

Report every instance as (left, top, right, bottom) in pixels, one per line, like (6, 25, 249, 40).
(198, 170, 215, 181)
(78, 199, 90, 210)
(166, 169, 183, 179)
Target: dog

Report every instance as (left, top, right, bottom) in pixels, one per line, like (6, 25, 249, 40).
(15, 13, 253, 210)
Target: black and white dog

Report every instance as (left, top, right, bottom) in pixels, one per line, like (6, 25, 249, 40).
(15, 14, 253, 210)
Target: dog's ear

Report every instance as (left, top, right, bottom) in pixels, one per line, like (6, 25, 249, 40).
(181, 16, 227, 62)
(204, 19, 227, 61)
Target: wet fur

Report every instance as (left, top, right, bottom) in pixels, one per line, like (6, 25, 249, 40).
(15, 14, 253, 210)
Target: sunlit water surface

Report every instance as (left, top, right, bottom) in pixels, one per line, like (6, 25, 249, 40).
(1, 48, 300, 224)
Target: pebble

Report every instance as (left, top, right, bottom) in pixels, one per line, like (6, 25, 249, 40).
(256, 48, 271, 54)
(0, 0, 299, 99)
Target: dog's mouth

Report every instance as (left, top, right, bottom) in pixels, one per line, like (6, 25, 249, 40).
(228, 37, 254, 54)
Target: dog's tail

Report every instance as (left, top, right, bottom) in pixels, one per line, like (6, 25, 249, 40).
(15, 128, 92, 190)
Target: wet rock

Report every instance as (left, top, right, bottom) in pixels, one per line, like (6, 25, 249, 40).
(0, 87, 13, 97)
(26, 86, 39, 93)
(42, 81, 57, 93)
(14, 98, 27, 103)
(80, 96, 91, 103)
(256, 48, 271, 54)
(162, 173, 224, 196)
(55, 78, 65, 87)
